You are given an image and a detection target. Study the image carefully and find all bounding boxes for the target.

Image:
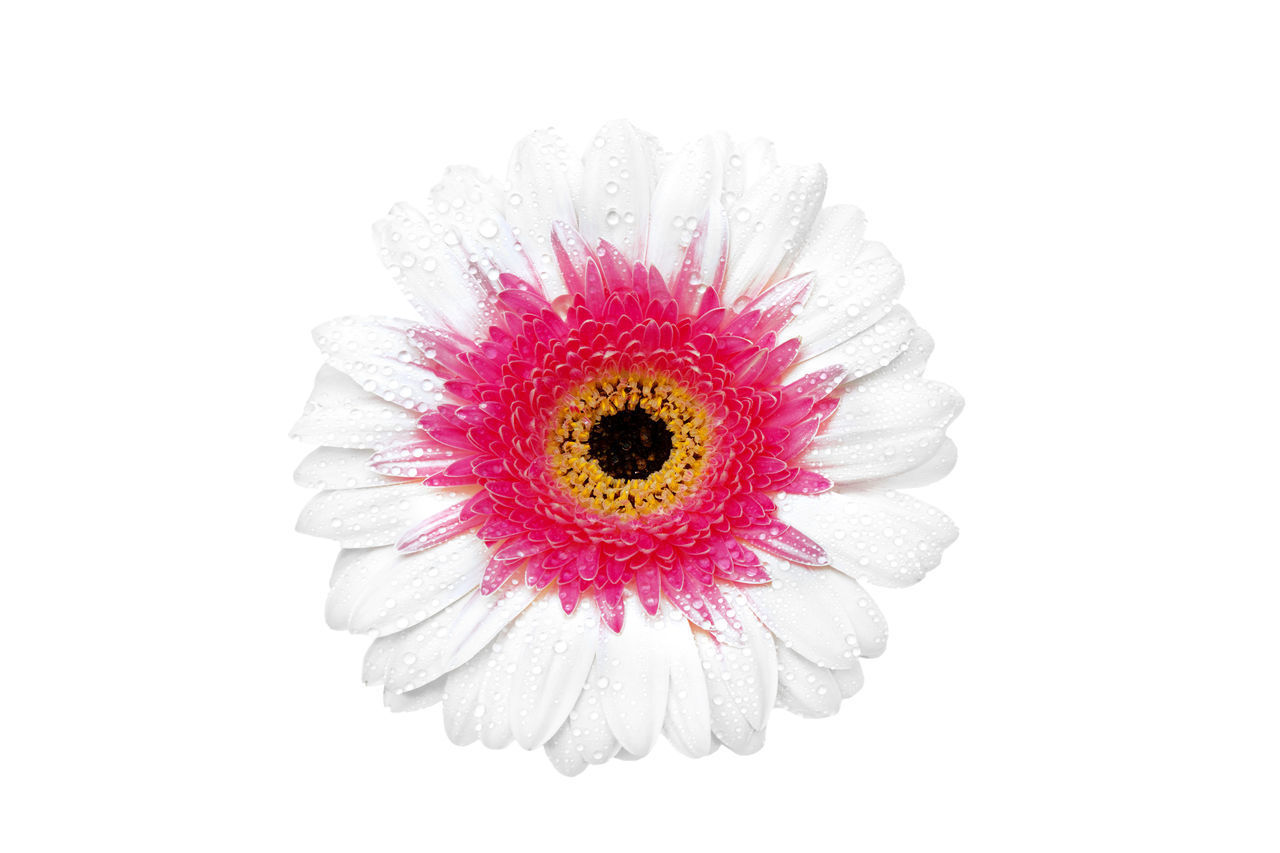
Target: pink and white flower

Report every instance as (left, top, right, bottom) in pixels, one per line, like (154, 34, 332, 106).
(293, 121, 962, 774)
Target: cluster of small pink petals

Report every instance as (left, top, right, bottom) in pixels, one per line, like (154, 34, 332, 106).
(368, 221, 844, 637)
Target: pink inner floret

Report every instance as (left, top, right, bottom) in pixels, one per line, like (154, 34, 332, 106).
(369, 221, 843, 637)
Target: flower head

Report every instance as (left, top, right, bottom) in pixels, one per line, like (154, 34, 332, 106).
(294, 121, 962, 773)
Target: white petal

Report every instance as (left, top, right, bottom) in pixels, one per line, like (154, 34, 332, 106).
(801, 380, 962, 484)
(290, 365, 420, 450)
(504, 128, 581, 301)
(325, 544, 453, 634)
(364, 596, 469, 692)
(596, 593, 671, 757)
(293, 447, 393, 490)
(542, 741, 589, 777)
(789, 212, 904, 361)
(578, 120, 660, 261)
(543, 660, 621, 775)
(803, 426, 948, 484)
(829, 377, 963, 433)
(439, 617, 534, 748)
(441, 576, 538, 670)
(775, 646, 842, 718)
(441, 642, 489, 746)
(776, 489, 959, 588)
(720, 600, 777, 730)
(743, 552, 887, 665)
(722, 161, 826, 307)
(873, 437, 958, 489)
(427, 166, 541, 293)
(727, 137, 778, 198)
(853, 325, 952, 392)
(661, 616, 715, 759)
(311, 316, 447, 414)
(783, 303, 916, 384)
(473, 627, 521, 748)
(341, 534, 488, 636)
(326, 547, 381, 632)
(509, 595, 599, 750)
(863, 321, 935, 379)
(647, 135, 725, 280)
(832, 661, 865, 699)
(373, 203, 497, 338)
(693, 602, 778, 753)
(360, 625, 395, 685)
(383, 678, 446, 712)
(295, 482, 474, 549)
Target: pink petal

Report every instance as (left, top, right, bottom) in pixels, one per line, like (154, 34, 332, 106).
(737, 521, 830, 566)
(395, 501, 483, 554)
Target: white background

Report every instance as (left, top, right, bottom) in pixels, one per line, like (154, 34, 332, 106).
(4, 1, 1277, 850)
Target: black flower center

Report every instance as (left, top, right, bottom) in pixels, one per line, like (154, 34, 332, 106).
(587, 409, 675, 480)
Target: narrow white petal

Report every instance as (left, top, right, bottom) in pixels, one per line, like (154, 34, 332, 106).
(832, 661, 865, 699)
(543, 743, 589, 777)
(509, 595, 599, 749)
(373, 203, 496, 337)
(647, 135, 725, 280)
(544, 660, 621, 774)
(797, 323, 961, 482)
(730, 137, 779, 196)
(326, 547, 387, 632)
(293, 447, 392, 490)
(788, 211, 905, 362)
(830, 378, 963, 434)
(873, 437, 958, 489)
(311, 316, 448, 414)
(723, 600, 777, 730)
(862, 322, 935, 380)
(441, 576, 538, 670)
(743, 552, 886, 666)
(839, 326, 963, 455)
(441, 642, 489, 745)
(597, 593, 671, 757)
(473, 627, 521, 748)
(661, 616, 715, 759)
(722, 162, 826, 307)
(693, 603, 778, 753)
(383, 678, 446, 713)
(803, 426, 948, 483)
(364, 596, 469, 693)
(427, 166, 541, 292)
(325, 544, 454, 634)
(505, 128, 581, 301)
(343, 534, 488, 636)
(295, 482, 474, 549)
(801, 376, 963, 484)
(783, 303, 916, 387)
(775, 646, 842, 718)
(776, 489, 959, 588)
(737, 729, 768, 755)
(439, 618, 534, 748)
(578, 120, 660, 261)
(291, 365, 420, 450)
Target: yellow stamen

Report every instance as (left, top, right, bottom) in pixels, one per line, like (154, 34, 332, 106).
(546, 370, 711, 518)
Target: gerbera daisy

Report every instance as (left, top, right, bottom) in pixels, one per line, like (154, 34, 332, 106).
(293, 121, 962, 774)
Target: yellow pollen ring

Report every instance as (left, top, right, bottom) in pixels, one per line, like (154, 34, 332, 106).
(547, 371, 711, 518)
